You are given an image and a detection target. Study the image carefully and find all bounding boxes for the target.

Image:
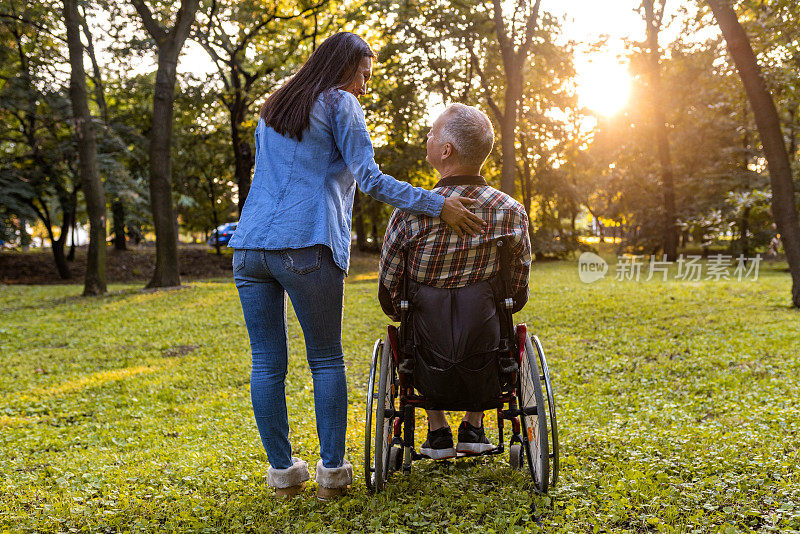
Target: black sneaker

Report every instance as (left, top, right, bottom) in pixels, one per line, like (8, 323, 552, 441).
(456, 421, 494, 454)
(420, 426, 456, 460)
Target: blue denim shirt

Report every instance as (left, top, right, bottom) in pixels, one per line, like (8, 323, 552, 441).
(229, 89, 445, 273)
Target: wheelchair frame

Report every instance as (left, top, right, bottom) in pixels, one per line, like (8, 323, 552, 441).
(364, 239, 559, 493)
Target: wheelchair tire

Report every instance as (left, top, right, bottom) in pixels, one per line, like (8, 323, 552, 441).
(520, 334, 550, 493)
(364, 339, 382, 492)
(509, 444, 523, 470)
(373, 338, 397, 492)
(531, 335, 560, 488)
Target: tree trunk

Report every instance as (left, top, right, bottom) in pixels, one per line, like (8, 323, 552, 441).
(644, 0, 679, 261)
(679, 229, 688, 249)
(739, 205, 751, 256)
(80, 10, 109, 123)
(65, 0, 107, 295)
(19, 217, 31, 251)
(788, 104, 797, 160)
(131, 0, 200, 288)
(654, 114, 678, 259)
(370, 217, 380, 252)
(208, 176, 221, 256)
(46, 209, 73, 279)
(499, 89, 519, 195)
(231, 96, 253, 216)
(68, 223, 77, 261)
(52, 238, 71, 279)
(709, 0, 800, 307)
(112, 199, 127, 250)
(212, 216, 220, 255)
(146, 44, 182, 287)
(521, 159, 535, 232)
(483, 0, 541, 197)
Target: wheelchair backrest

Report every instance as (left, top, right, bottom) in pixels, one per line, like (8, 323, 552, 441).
(402, 276, 516, 411)
(405, 276, 503, 365)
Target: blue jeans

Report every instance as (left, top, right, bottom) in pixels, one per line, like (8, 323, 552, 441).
(233, 245, 347, 470)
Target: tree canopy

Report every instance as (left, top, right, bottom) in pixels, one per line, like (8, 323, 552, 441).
(1, 0, 798, 301)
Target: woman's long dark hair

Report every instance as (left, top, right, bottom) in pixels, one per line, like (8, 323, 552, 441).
(260, 32, 375, 141)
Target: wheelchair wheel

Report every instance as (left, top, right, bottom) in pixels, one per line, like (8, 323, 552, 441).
(372, 338, 397, 492)
(519, 334, 550, 493)
(531, 335, 560, 488)
(364, 339, 382, 492)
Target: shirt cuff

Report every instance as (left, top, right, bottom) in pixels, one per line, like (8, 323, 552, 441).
(426, 191, 446, 218)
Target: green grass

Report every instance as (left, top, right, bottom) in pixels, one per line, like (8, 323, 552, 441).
(1, 257, 799, 533)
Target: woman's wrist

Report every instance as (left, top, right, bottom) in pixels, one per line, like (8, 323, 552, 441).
(427, 191, 446, 218)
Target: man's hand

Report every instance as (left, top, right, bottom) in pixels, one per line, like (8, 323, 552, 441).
(440, 196, 486, 237)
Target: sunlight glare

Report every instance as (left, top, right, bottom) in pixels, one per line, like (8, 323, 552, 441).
(575, 55, 631, 116)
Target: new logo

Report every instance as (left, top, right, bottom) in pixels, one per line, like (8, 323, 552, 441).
(578, 252, 608, 283)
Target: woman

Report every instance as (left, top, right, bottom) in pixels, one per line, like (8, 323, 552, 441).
(229, 32, 484, 500)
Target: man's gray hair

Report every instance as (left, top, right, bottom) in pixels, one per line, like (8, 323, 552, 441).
(437, 103, 495, 168)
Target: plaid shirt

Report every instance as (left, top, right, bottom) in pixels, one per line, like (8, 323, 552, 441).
(379, 175, 532, 319)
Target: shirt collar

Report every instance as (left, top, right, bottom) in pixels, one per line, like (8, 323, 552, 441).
(434, 175, 488, 188)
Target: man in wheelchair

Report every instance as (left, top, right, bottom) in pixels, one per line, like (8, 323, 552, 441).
(378, 104, 532, 460)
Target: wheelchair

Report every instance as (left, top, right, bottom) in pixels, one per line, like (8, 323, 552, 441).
(364, 239, 559, 493)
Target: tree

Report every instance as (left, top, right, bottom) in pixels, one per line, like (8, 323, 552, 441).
(193, 0, 332, 215)
(172, 82, 235, 251)
(708, 0, 800, 307)
(515, 38, 579, 257)
(129, 0, 200, 288)
(581, 35, 756, 256)
(76, 3, 132, 252)
(642, 0, 679, 259)
(63, 0, 106, 295)
(0, 0, 80, 278)
(472, 0, 542, 196)
(0, 169, 36, 244)
(365, 0, 571, 251)
(362, 34, 441, 250)
(100, 72, 157, 249)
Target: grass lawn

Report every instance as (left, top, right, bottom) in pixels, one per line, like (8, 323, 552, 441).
(1, 256, 799, 533)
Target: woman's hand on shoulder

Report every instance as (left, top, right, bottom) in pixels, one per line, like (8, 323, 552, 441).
(440, 196, 487, 238)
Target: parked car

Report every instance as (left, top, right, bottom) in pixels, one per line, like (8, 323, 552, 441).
(208, 222, 238, 247)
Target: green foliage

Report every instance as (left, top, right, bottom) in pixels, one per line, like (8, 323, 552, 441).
(0, 168, 36, 241)
(0, 0, 149, 248)
(100, 74, 156, 240)
(1, 259, 798, 531)
(363, 0, 580, 254)
(583, 0, 800, 255)
(172, 83, 236, 234)
(0, 0, 78, 242)
(3, 0, 796, 267)
(585, 35, 773, 254)
(360, 28, 443, 248)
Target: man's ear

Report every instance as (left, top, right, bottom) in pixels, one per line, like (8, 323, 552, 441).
(441, 143, 453, 160)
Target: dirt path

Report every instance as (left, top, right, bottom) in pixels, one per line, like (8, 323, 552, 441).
(0, 246, 233, 284)
(0, 246, 382, 285)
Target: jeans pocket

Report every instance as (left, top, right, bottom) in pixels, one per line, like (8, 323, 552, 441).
(281, 246, 322, 274)
(233, 249, 247, 272)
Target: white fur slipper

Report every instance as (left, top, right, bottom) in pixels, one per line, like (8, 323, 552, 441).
(267, 457, 310, 489)
(315, 459, 353, 489)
